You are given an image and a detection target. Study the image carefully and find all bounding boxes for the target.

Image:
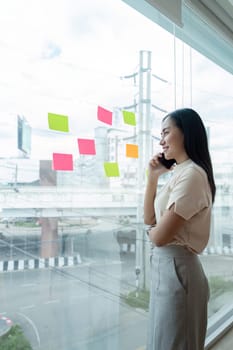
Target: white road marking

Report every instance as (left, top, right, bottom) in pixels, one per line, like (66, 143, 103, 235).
(17, 311, 41, 347)
(44, 299, 60, 304)
(20, 304, 36, 310)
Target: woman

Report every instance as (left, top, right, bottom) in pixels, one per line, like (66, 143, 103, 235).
(144, 108, 215, 350)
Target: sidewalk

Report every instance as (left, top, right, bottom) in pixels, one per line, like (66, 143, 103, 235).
(0, 314, 13, 337)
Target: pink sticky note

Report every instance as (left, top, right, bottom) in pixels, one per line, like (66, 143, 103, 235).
(97, 106, 112, 125)
(52, 153, 73, 171)
(77, 138, 96, 155)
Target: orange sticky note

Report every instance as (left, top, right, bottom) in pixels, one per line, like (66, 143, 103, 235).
(52, 153, 73, 171)
(126, 144, 139, 158)
(77, 138, 96, 155)
(97, 106, 112, 125)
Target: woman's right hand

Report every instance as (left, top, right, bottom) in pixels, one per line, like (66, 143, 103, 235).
(148, 153, 169, 179)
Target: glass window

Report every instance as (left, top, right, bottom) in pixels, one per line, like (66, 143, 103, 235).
(0, 1, 232, 349)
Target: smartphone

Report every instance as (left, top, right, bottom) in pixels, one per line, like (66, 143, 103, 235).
(158, 153, 176, 169)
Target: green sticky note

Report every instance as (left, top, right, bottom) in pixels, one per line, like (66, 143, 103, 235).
(48, 113, 69, 132)
(104, 162, 120, 177)
(122, 110, 136, 126)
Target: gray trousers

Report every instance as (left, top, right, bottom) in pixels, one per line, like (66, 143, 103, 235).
(146, 245, 209, 350)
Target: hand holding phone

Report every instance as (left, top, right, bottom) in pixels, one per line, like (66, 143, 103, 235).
(158, 153, 176, 169)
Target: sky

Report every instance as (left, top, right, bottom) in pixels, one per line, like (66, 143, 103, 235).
(0, 0, 233, 163)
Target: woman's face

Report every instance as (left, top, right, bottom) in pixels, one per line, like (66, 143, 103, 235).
(160, 117, 186, 162)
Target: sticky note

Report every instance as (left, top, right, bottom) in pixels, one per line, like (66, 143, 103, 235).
(104, 162, 120, 177)
(97, 106, 112, 125)
(48, 113, 69, 132)
(122, 110, 136, 126)
(126, 144, 139, 158)
(77, 138, 96, 155)
(52, 153, 73, 171)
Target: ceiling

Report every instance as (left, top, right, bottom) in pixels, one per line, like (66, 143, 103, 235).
(186, 0, 233, 45)
(122, 0, 233, 74)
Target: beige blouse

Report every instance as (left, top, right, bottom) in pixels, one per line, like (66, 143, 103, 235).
(155, 159, 212, 253)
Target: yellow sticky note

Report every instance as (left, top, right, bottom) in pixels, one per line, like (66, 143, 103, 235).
(126, 144, 139, 158)
(122, 110, 136, 126)
(48, 113, 69, 132)
(104, 162, 120, 177)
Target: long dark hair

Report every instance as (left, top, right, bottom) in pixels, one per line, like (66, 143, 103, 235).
(163, 108, 216, 202)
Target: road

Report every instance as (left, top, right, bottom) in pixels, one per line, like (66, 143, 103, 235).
(0, 225, 233, 349)
(0, 228, 147, 350)
(0, 263, 147, 350)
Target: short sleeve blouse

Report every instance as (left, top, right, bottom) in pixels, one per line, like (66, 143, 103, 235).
(155, 159, 212, 253)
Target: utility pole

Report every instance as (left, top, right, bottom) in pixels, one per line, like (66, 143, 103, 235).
(120, 50, 168, 290)
(136, 50, 152, 290)
(120, 51, 152, 289)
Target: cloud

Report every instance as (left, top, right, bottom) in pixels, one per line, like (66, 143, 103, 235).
(0, 0, 232, 161)
(41, 42, 62, 60)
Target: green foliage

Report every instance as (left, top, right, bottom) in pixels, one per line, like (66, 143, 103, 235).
(0, 324, 32, 350)
(14, 221, 37, 227)
(122, 276, 233, 311)
(209, 276, 233, 298)
(122, 289, 150, 310)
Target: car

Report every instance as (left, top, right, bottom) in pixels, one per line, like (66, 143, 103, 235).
(0, 217, 15, 224)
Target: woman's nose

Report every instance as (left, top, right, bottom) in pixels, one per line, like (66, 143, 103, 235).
(159, 138, 164, 146)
